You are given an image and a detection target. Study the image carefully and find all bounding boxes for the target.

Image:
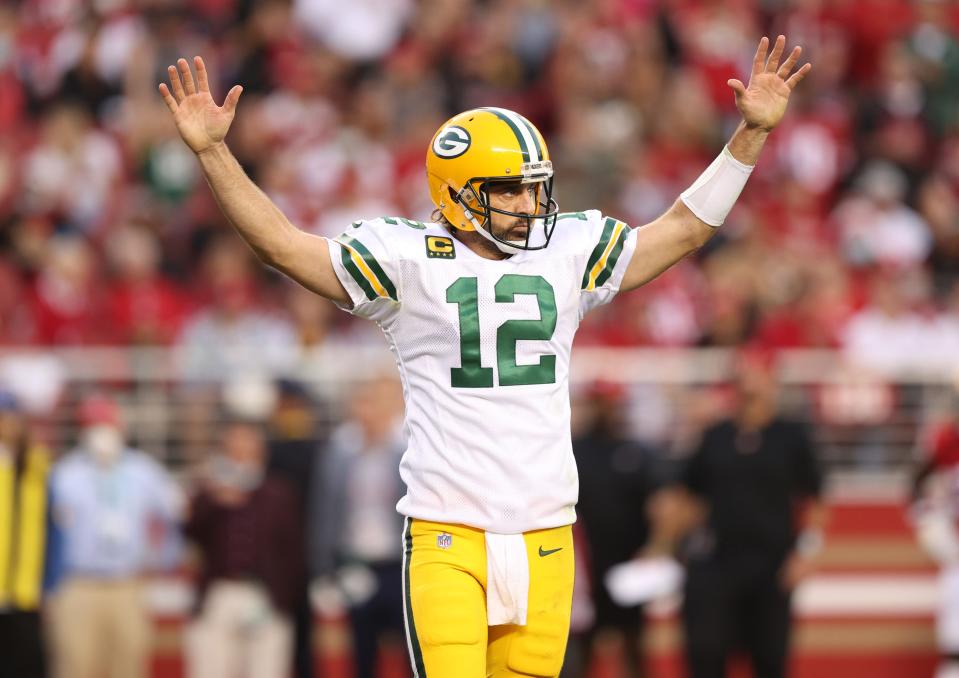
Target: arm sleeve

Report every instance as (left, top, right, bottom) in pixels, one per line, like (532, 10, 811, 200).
(681, 432, 710, 498)
(143, 461, 185, 570)
(308, 445, 340, 578)
(42, 481, 65, 594)
(144, 457, 185, 522)
(275, 481, 306, 595)
(577, 210, 639, 319)
(183, 493, 213, 544)
(326, 219, 403, 324)
(791, 422, 823, 499)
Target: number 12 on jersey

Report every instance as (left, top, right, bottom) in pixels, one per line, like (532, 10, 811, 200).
(446, 274, 557, 388)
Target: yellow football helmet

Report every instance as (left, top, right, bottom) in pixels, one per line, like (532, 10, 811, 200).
(426, 108, 559, 252)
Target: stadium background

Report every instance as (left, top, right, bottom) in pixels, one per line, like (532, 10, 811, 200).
(3, 0, 959, 676)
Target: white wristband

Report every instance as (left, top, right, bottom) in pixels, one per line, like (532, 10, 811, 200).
(679, 146, 754, 227)
(795, 529, 825, 558)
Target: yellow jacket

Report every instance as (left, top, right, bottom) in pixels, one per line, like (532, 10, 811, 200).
(0, 444, 54, 610)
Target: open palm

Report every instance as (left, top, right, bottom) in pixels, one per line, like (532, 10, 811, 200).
(728, 36, 811, 132)
(159, 57, 243, 154)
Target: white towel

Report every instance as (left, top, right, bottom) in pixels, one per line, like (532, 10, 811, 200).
(485, 532, 530, 626)
(604, 556, 684, 606)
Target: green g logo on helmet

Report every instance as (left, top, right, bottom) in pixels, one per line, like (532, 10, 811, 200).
(432, 125, 471, 159)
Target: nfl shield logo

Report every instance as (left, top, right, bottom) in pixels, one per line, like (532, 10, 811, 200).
(437, 533, 452, 549)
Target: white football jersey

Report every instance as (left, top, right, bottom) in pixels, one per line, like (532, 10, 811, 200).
(327, 210, 637, 534)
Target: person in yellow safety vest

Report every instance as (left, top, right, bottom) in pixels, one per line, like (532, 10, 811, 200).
(0, 389, 63, 678)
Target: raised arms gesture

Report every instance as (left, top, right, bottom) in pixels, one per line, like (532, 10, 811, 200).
(728, 35, 812, 133)
(158, 58, 349, 305)
(159, 57, 243, 155)
(620, 35, 812, 292)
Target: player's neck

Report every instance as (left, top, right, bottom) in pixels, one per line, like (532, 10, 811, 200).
(447, 225, 512, 261)
(736, 399, 776, 431)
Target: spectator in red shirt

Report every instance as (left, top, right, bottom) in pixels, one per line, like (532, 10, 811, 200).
(104, 222, 188, 345)
(30, 235, 108, 346)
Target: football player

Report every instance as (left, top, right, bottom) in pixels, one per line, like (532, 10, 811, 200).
(160, 35, 811, 678)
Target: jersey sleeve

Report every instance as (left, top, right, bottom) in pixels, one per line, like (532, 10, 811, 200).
(789, 421, 823, 499)
(576, 210, 638, 318)
(681, 428, 712, 498)
(326, 219, 402, 323)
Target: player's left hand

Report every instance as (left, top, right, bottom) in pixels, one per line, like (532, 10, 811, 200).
(728, 35, 812, 132)
(779, 551, 818, 591)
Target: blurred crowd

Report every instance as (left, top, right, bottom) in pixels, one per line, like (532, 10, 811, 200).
(0, 0, 958, 377)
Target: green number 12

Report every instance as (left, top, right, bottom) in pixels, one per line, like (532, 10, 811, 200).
(446, 274, 557, 388)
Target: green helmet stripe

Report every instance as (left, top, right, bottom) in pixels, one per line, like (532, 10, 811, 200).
(517, 115, 544, 161)
(481, 108, 531, 163)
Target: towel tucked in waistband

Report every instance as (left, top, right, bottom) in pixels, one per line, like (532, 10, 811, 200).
(484, 532, 529, 626)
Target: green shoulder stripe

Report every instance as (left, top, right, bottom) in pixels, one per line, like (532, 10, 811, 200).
(335, 239, 377, 301)
(337, 234, 398, 301)
(581, 217, 617, 289)
(594, 225, 630, 288)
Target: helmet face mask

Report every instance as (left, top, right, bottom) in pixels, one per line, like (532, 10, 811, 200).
(427, 108, 560, 253)
(455, 176, 559, 252)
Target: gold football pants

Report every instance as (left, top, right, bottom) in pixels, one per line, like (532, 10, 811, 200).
(401, 518, 574, 678)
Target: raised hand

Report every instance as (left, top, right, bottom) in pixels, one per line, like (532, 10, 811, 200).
(727, 35, 811, 132)
(159, 57, 243, 155)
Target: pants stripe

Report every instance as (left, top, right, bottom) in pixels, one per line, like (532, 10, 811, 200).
(402, 517, 427, 678)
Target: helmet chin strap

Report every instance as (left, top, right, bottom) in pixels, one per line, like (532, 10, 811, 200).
(463, 207, 525, 254)
(478, 222, 526, 254)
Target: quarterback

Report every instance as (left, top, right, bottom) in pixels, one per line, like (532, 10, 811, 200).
(161, 35, 810, 678)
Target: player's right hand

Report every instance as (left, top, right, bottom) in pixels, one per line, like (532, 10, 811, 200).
(159, 56, 242, 155)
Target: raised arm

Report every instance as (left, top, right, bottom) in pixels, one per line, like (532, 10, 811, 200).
(159, 57, 349, 305)
(620, 35, 811, 292)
